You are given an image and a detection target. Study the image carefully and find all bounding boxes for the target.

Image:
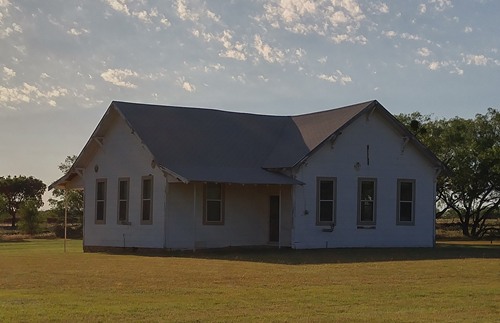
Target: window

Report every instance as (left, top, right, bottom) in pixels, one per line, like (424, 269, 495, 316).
(141, 176, 153, 224)
(118, 178, 129, 224)
(358, 178, 377, 226)
(397, 179, 415, 225)
(95, 179, 106, 224)
(317, 177, 336, 225)
(204, 183, 224, 224)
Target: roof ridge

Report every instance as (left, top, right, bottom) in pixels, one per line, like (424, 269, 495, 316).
(292, 100, 377, 118)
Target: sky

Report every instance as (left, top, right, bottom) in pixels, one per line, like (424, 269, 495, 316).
(0, 0, 499, 205)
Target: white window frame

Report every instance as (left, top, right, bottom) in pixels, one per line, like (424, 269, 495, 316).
(141, 176, 153, 225)
(117, 178, 130, 224)
(203, 183, 224, 225)
(357, 178, 377, 227)
(95, 179, 107, 224)
(397, 179, 416, 225)
(316, 177, 336, 225)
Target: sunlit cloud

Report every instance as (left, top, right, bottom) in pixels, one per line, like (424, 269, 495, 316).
(101, 68, 139, 88)
(2, 66, 15, 80)
(0, 83, 68, 109)
(430, 0, 453, 12)
(317, 70, 352, 85)
(253, 34, 285, 64)
(67, 28, 89, 36)
(257, 0, 367, 44)
(105, 0, 130, 16)
(463, 54, 489, 66)
(177, 77, 196, 92)
(417, 47, 431, 57)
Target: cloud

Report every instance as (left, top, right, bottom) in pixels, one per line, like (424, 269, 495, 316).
(418, 4, 426, 14)
(105, 0, 130, 16)
(0, 83, 68, 109)
(0, 22, 23, 39)
(317, 70, 352, 85)
(203, 63, 225, 73)
(2, 66, 15, 80)
(176, 0, 199, 21)
(101, 68, 139, 88)
(216, 30, 247, 61)
(428, 61, 442, 70)
(231, 74, 246, 84)
(463, 54, 489, 66)
(104, 0, 167, 28)
(464, 26, 472, 33)
(382, 30, 397, 38)
(258, 0, 367, 44)
(67, 28, 89, 36)
(417, 47, 431, 57)
(429, 0, 453, 12)
(253, 34, 285, 64)
(177, 77, 196, 92)
(371, 2, 389, 14)
(160, 18, 171, 27)
(450, 67, 464, 75)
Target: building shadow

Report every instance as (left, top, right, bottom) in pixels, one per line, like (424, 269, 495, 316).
(100, 242, 500, 265)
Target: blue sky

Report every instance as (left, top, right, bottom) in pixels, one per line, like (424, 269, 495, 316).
(0, 0, 499, 203)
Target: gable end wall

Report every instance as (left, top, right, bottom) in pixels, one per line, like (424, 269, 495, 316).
(293, 109, 437, 248)
(82, 114, 167, 249)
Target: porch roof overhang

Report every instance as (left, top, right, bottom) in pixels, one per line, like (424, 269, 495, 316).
(168, 166, 303, 185)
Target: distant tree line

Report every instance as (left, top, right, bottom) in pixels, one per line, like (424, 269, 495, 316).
(0, 156, 83, 238)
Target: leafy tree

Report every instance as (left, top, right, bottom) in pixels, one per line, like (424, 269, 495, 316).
(48, 155, 84, 237)
(0, 176, 46, 228)
(18, 199, 45, 235)
(397, 108, 500, 238)
(0, 195, 8, 223)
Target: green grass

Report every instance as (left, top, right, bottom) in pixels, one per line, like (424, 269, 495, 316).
(0, 240, 499, 322)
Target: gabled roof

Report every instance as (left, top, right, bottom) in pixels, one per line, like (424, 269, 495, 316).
(50, 100, 443, 189)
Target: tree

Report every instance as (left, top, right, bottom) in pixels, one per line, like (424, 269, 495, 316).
(0, 176, 46, 228)
(48, 155, 84, 237)
(18, 199, 45, 235)
(0, 195, 8, 223)
(397, 108, 500, 238)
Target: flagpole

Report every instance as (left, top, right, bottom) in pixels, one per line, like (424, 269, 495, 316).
(64, 188, 68, 253)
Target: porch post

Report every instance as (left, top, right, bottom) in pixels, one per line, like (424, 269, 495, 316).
(279, 185, 282, 249)
(193, 183, 196, 252)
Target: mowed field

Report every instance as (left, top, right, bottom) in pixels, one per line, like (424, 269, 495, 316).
(0, 240, 499, 322)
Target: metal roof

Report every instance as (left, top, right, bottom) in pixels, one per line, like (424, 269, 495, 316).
(50, 99, 443, 189)
(112, 100, 375, 184)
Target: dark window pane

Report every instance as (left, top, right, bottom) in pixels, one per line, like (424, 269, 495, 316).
(142, 179, 152, 199)
(206, 201, 221, 222)
(96, 201, 105, 221)
(361, 181, 374, 200)
(119, 201, 127, 221)
(119, 180, 128, 200)
(360, 201, 374, 222)
(320, 181, 334, 200)
(142, 200, 151, 221)
(319, 201, 333, 222)
(399, 202, 412, 222)
(96, 181, 105, 200)
(207, 183, 221, 200)
(400, 182, 413, 201)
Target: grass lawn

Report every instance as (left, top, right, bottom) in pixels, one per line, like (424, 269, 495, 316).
(0, 240, 499, 322)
